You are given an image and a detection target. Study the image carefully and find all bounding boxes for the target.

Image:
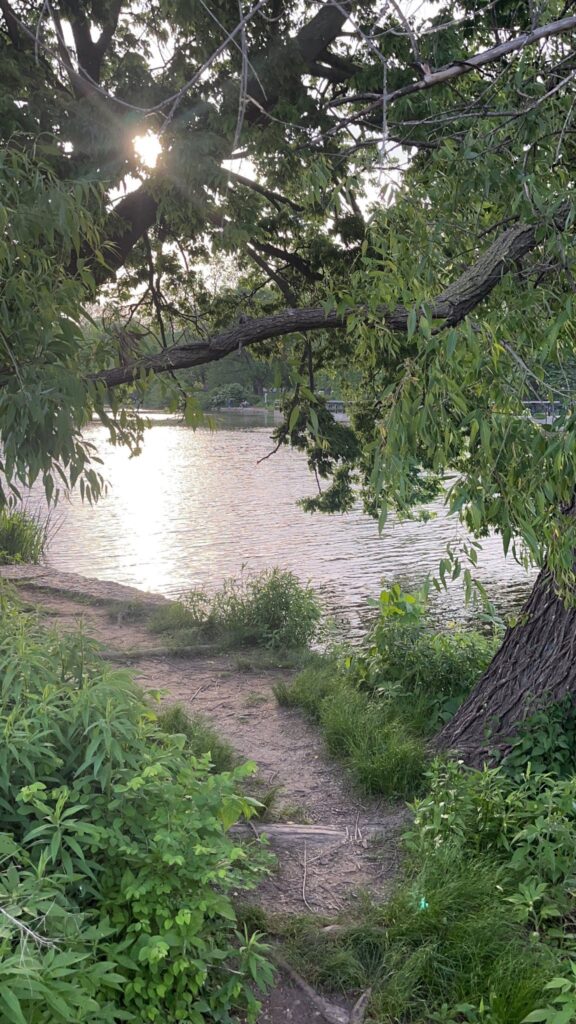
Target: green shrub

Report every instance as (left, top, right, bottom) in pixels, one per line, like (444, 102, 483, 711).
(151, 569, 321, 651)
(350, 584, 498, 733)
(0, 599, 272, 1023)
(497, 697, 576, 780)
(0, 508, 47, 563)
(275, 586, 494, 798)
(209, 569, 321, 648)
(411, 760, 576, 922)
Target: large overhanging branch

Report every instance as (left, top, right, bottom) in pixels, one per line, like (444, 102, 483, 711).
(91, 218, 557, 388)
(327, 13, 576, 119)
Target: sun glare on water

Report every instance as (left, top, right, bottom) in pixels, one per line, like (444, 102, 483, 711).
(133, 131, 162, 168)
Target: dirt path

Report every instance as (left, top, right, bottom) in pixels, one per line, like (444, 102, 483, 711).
(2, 567, 406, 1021)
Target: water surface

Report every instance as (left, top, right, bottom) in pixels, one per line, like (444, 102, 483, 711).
(42, 413, 535, 633)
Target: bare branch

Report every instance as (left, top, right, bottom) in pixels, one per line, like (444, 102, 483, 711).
(327, 13, 576, 118)
(227, 170, 303, 211)
(246, 244, 298, 305)
(0, 907, 59, 949)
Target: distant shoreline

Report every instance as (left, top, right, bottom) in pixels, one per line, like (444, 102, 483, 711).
(212, 405, 281, 415)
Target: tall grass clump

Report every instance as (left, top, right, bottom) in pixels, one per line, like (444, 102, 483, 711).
(280, 757, 576, 1023)
(0, 507, 47, 563)
(150, 568, 322, 651)
(0, 597, 272, 1023)
(275, 584, 498, 798)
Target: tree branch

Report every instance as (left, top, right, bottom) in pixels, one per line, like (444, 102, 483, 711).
(93, 3, 351, 280)
(246, 243, 298, 305)
(327, 13, 576, 117)
(92, 216, 562, 387)
(251, 240, 322, 281)
(226, 169, 303, 210)
(0, 0, 23, 46)
(62, 0, 122, 83)
(95, 187, 160, 281)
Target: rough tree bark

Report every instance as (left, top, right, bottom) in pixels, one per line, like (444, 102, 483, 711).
(435, 569, 576, 760)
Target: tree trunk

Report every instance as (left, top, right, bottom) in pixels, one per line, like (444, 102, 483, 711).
(435, 569, 576, 761)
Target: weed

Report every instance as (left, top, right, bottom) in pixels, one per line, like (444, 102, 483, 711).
(149, 600, 201, 634)
(497, 696, 576, 780)
(0, 598, 272, 1022)
(275, 586, 495, 799)
(274, 657, 337, 716)
(276, 774, 568, 1024)
(106, 599, 152, 624)
(149, 569, 321, 651)
(276, 803, 311, 824)
(0, 507, 47, 563)
(249, 783, 285, 821)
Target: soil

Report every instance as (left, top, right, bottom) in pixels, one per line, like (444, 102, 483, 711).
(1, 566, 407, 1023)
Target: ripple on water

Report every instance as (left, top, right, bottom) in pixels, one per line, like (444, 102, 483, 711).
(35, 418, 535, 636)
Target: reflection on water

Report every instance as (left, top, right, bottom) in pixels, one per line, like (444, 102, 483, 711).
(41, 413, 535, 634)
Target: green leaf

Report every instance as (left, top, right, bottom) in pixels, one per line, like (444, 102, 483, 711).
(0, 989, 28, 1024)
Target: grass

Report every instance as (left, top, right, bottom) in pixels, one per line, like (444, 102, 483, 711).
(275, 803, 311, 824)
(275, 660, 429, 798)
(0, 508, 47, 564)
(273, 841, 558, 1024)
(156, 703, 238, 773)
(259, 755, 576, 1024)
(148, 569, 322, 652)
(233, 648, 315, 671)
(244, 690, 271, 707)
(106, 599, 154, 624)
(274, 608, 498, 799)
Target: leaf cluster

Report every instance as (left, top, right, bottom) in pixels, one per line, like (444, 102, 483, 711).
(0, 597, 272, 1022)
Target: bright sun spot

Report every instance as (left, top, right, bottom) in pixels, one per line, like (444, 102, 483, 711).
(133, 132, 162, 168)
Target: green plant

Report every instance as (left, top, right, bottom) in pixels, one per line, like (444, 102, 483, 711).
(276, 755, 576, 1024)
(0, 598, 273, 1022)
(273, 657, 336, 717)
(274, 589, 493, 798)
(150, 570, 321, 652)
(349, 585, 498, 733)
(522, 964, 576, 1024)
(156, 703, 238, 773)
(148, 599, 204, 635)
(244, 691, 270, 707)
(498, 698, 576, 780)
(279, 839, 558, 1024)
(209, 569, 321, 649)
(106, 600, 152, 624)
(0, 508, 48, 564)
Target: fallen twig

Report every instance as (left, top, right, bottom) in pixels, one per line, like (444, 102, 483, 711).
(350, 988, 372, 1023)
(0, 907, 58, 948)
(302, 842, 314, 912)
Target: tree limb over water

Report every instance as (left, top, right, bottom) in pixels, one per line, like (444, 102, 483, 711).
(92, 216, 566, 387)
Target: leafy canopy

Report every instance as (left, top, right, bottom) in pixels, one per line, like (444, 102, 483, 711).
(2, 1, 576, 582)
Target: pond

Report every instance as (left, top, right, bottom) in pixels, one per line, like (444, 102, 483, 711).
(41, 411, 535, 634)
